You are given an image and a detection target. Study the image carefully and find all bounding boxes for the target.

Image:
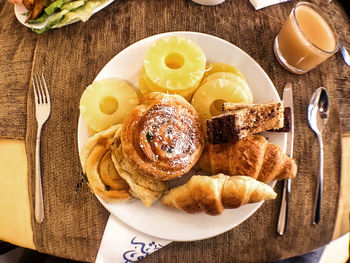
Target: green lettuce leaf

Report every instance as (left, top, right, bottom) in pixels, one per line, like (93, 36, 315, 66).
(30, 0, 111, 33)
(53, 0, 109, 28)
(61, 0, 85, 11)
(28, 13, 48, 24)
(44, 0, 64, 15)
(32, 9, 69, 34)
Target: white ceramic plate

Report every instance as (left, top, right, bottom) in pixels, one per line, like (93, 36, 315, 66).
(14, 0, 114, 30)
(77, 31, 286, 241)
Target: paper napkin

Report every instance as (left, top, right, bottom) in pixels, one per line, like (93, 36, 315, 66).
(96, 214, 171, 263)
(249, 0, 290, 10)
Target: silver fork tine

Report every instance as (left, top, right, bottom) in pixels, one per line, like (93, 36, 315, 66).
(41, 74, 50, 104)
(33, 75, 39, 104)
(36, 75, 45, 104)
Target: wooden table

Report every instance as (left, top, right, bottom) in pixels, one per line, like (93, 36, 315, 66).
(0, 0, 349, 262)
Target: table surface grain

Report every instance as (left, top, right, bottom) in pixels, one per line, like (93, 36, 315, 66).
(0, 0, 349, 262)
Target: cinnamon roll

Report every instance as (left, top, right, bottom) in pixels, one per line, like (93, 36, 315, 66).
(121, 92, 204, 181)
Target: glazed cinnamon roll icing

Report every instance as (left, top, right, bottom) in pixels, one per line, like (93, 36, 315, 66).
(121, 92, 204, 181)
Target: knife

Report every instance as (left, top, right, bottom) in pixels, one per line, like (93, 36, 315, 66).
(277, 82, 294, 236)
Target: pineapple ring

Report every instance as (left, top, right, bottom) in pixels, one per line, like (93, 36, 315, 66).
(203, 62, 246, 80)
(138, 69, 152, 97)
(144, 36, 206, 91)
(201, 72, 253, 102)
(139, 66, 197, 101)
(191, 78, 252, 126)
(80, 78, 139, 132)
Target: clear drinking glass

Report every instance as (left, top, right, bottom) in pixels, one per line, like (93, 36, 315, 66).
(274, 2, 340, 74)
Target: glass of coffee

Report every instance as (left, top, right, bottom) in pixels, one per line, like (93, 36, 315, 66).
(274, 2, 340, 74)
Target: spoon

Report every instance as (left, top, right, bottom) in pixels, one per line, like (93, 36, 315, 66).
(307, 87, 330, 225)
(339, 42, 350, 67)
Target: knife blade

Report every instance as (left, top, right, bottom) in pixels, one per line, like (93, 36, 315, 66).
(283, 82, 294, 158)
(277, 82, 294, 236)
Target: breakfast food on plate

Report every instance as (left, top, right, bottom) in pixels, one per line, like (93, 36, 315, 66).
(222, 101, 282, 112)
(79, 78, 139, 132)
(121, 92, 204, 181)
(79, 36, 296, 213)
(111, 143, 168, 207)
(270, 107, 292, 132)
(207, 101, 284, 144)
(142, 36, 206, 99)
(200, 72, 253, 102)
(81, 124, 167, 206)
(139, 66, 195, 100)
(223, 101, 292, 133)
(191, 78, 253, 128)
(198, 135, 297, 183)
(203, 62, 246, 81)
(80, 125, 133, 203)
(189, 60, 254, 131)
(161, 174, 277, 215)
(138, 68, 152, 97)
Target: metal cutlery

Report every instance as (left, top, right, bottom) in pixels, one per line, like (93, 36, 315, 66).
(277, 82, 294, 236)
(339, 42, 350, 67)
(33, 74, 51, 224)
(307, 87, 329, 225)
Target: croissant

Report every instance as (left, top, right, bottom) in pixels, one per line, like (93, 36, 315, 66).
(161, 174, 277, 215)
(198, 135, 297, 183)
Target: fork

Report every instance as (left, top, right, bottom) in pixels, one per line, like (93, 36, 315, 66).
(32, 74, 51, 224)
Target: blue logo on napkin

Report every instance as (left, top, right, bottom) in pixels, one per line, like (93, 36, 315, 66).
(123, 237, 163, 262)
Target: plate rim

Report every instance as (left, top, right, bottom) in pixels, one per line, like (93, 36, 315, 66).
(77, 31, 285, 241)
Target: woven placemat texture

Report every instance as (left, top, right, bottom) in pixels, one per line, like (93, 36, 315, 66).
(1, 0, 349, 262)
(0, 1, 37, 139)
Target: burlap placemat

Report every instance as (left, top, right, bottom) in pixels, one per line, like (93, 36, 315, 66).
(3, 0, 348, 262)
(0, 1, 37, 139)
